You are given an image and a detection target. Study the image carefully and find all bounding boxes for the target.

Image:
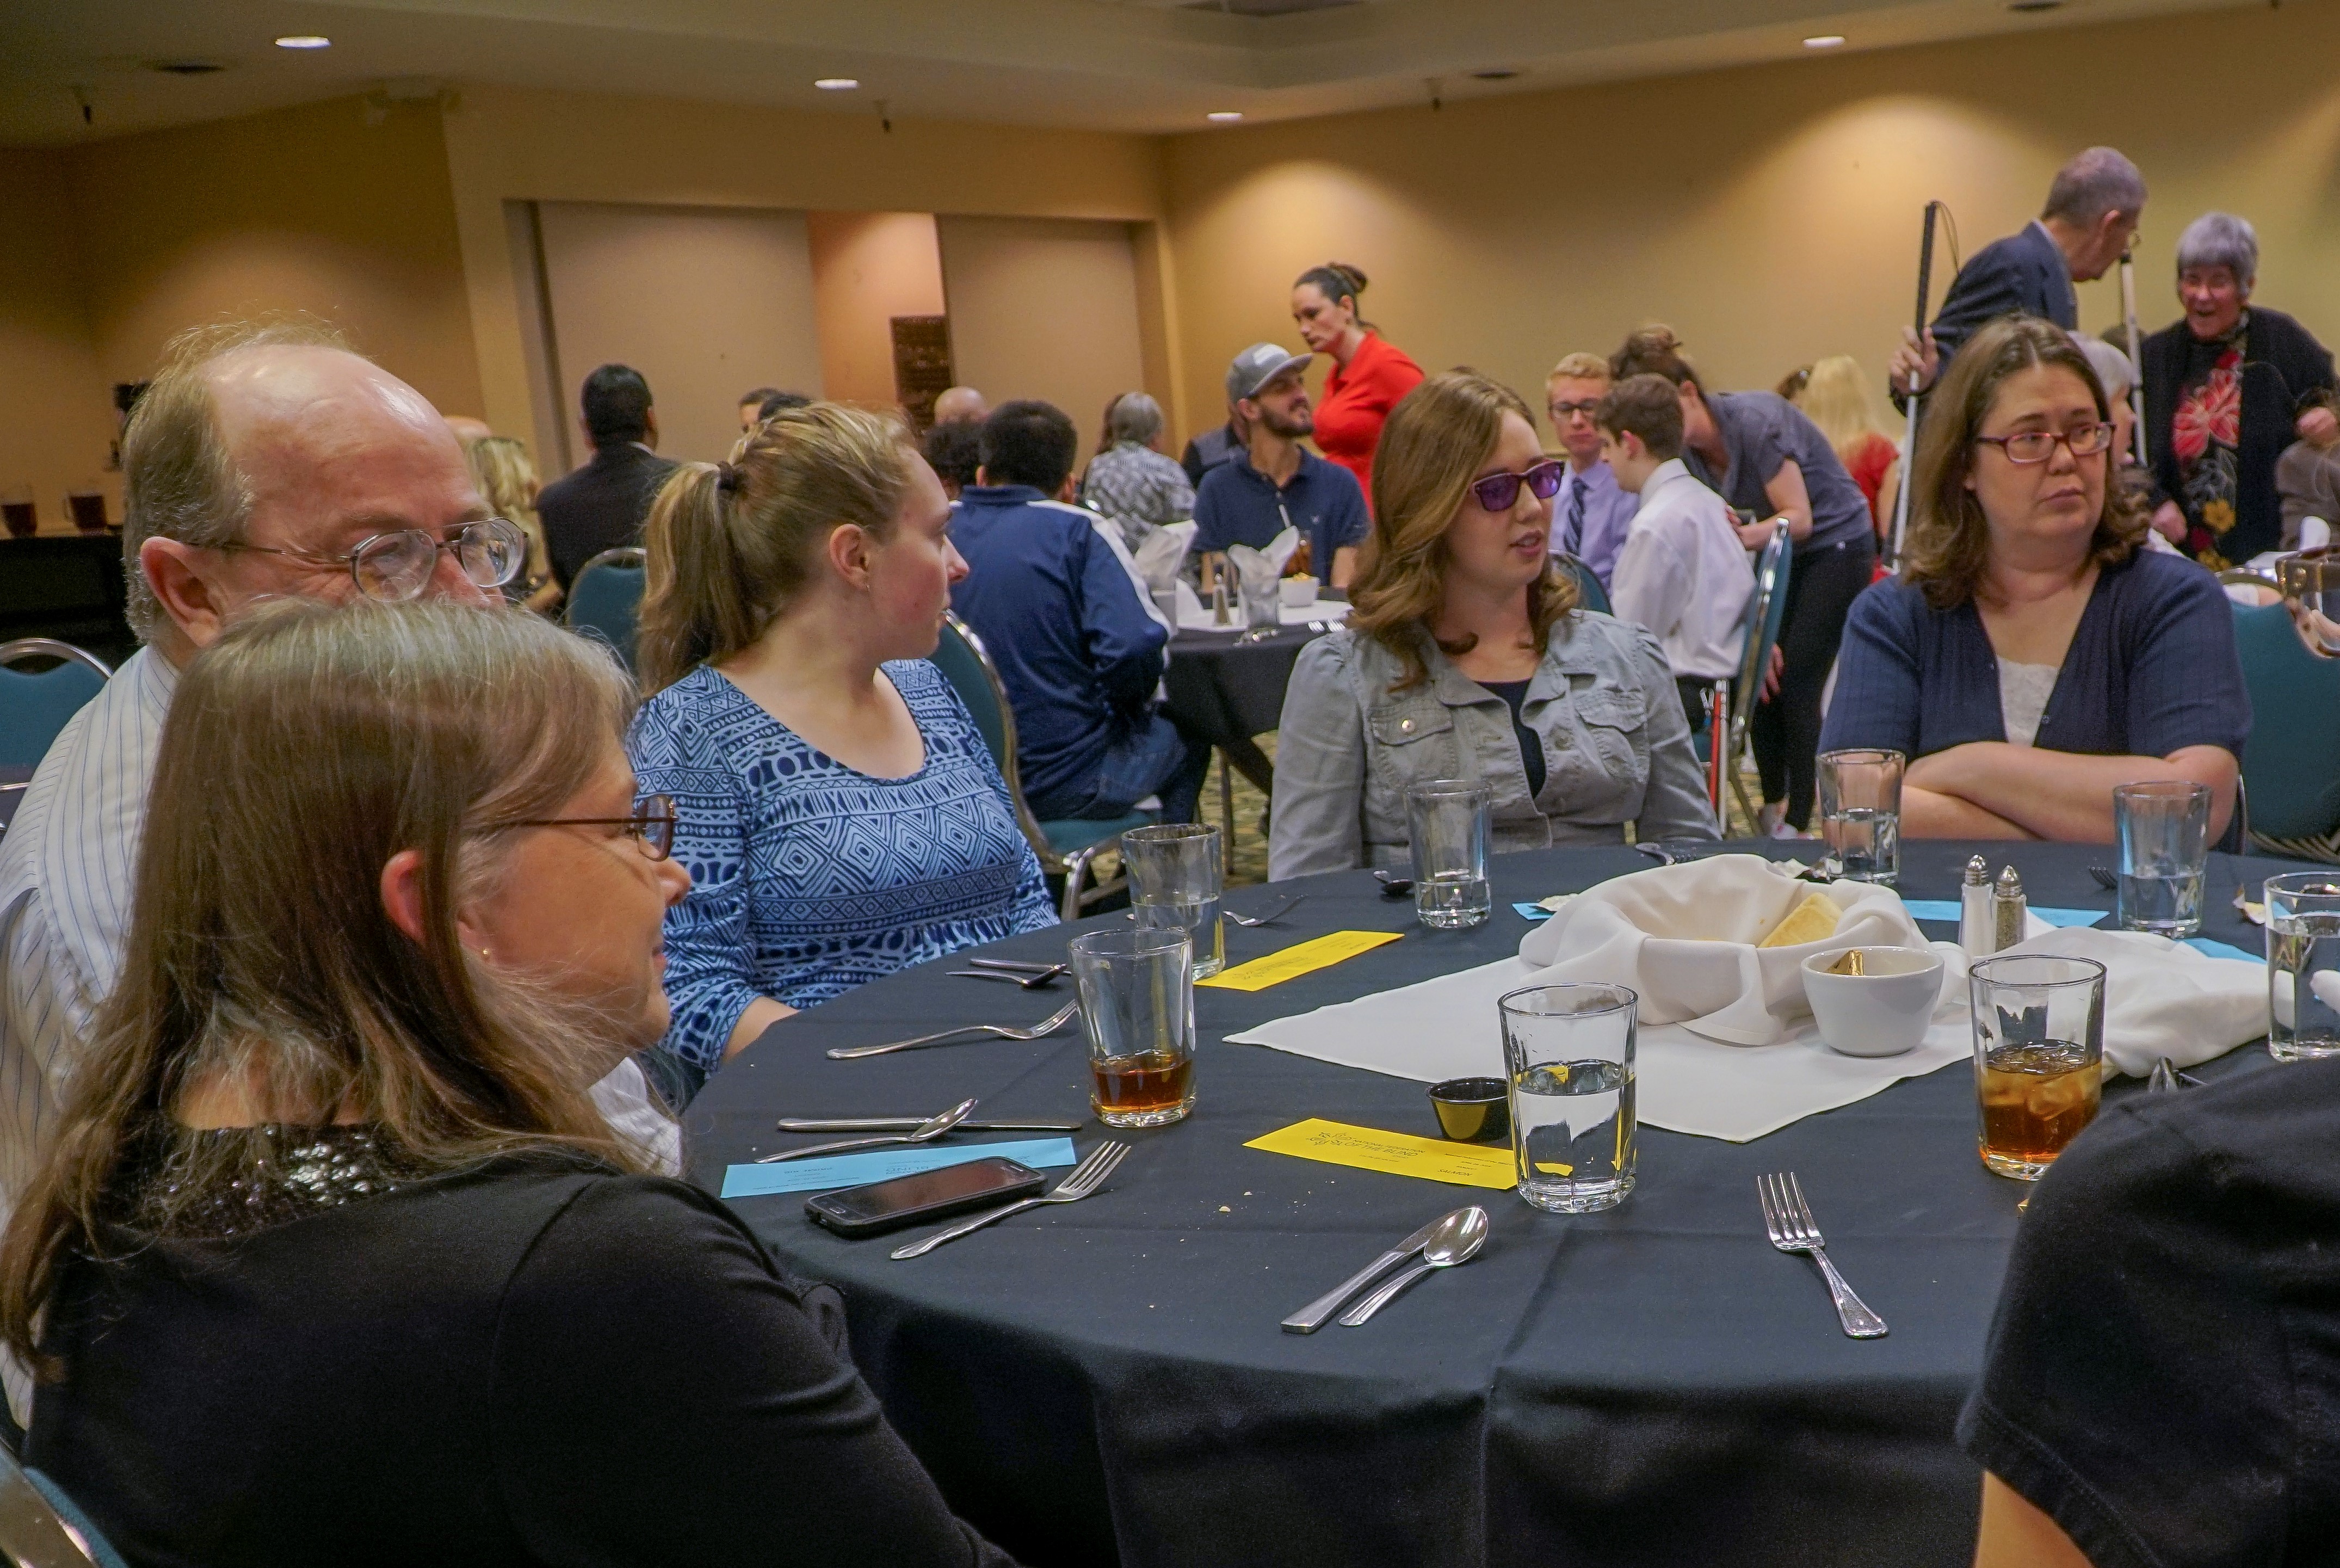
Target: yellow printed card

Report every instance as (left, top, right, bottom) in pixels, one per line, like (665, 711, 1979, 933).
(1197, 930, 1404, 992)
(1244, 1118, 1518, 1190)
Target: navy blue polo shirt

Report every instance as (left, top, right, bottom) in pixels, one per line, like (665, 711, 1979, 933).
(1192, 449, 1369, 585)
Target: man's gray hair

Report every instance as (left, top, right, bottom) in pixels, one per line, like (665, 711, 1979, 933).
(2040, 147, 2147, 227)
(1108, 392, 1164, 447)
(120, 316, 353, 640)
(2175, 211, 2258, 290)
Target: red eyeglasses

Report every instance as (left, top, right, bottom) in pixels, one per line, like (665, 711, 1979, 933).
(1469, 459, 1567, 514)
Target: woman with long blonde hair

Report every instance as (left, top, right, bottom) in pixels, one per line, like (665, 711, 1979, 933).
(462, 433, 561, 614)
(0, 598, 1016, 1564)
(1790, 355, 1901, 535)
(1267, 371, 1715, 878)
(630, 402, 1053, 1075)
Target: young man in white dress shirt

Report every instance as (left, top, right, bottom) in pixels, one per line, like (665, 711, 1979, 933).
(1601, 373, 1757, 733)
(0, 321, 680, 1428)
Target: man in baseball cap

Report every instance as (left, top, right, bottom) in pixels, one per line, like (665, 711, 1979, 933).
(1193, 342, 1367, 592)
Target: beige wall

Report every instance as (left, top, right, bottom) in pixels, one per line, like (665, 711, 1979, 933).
(536, 202, 823, 470)
(937, 216, 1150, 456)
(66, 95, 483, 424)
(439, 84, 1169, 449)
(1161, 2, 2340, 452)
(806, 211, 947, 409)
(0, 149, 114, 532)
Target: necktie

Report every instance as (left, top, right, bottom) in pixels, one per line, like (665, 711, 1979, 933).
(1561, 476, 1586, 558)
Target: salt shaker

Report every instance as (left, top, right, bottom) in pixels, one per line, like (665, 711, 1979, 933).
(1958, 856, 1994, 955)
(1991, 865, 2027, 953)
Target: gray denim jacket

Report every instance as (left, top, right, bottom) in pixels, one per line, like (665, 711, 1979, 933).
(1267, 613, 1720, 880)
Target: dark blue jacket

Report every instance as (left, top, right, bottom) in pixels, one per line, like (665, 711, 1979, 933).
(948, 486, 1168, 805)
(1819, 549, 2250, 763)
(1925, 221, 2079, 387)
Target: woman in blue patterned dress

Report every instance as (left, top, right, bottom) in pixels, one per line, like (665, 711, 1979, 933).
(629, 403, 1055, 1074)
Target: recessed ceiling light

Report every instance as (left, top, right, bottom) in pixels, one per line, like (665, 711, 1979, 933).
(147, 59, 229, 75)
(814, 77, 860, 90)
(2007, 0, 2065, 9)
(274, 35, 331, 50)
(1469, 68, 1520, 81)
(1207, 110, 1244, 121)
(1803, 34, 1846, 47)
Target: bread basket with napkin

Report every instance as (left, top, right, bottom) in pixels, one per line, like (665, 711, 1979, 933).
(1517, 855, 1929, 1045)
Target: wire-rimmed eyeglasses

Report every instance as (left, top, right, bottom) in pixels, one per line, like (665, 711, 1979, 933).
(219, 517, 528, 602)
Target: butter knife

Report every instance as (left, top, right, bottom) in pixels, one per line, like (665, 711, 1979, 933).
(1281, 1209, 1467, 1334)
(776, 1116, 1082, 1133)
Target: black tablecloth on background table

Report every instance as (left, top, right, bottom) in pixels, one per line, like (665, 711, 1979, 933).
(683, 842, 2299, 1568)
(1159, 619, 1331, 795)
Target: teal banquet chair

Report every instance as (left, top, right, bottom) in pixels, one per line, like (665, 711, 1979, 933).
(0, 640, 112, 770)
(1707, 521, 1792, 830)
(2230, 600, 2340, 861)
(1555, 552, 1612, 617)
(564, 548, 647, 674)
(929, 613, 1157, 919)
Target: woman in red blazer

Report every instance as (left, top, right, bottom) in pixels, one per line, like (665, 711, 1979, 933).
(1292, 262, 1424, 512)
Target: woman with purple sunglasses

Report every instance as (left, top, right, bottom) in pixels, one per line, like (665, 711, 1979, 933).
(1266, 372, 1718, 880)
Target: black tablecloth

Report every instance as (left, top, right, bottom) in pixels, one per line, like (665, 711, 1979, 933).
(683, 842, 2296, 1567)
(1159, 619, 1335, 798)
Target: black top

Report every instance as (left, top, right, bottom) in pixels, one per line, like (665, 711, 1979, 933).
(30, 1151, 1015, 1568)
(535, 442, 678, 590)
(1925, 221, 2079, 384)
(1959, 1058, 2340, 1567)
(2142, 305, 2338, 565)
(1478, 677, 1545, 798)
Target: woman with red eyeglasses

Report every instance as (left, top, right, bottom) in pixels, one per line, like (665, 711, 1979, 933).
(1266, 372, 1718, 879)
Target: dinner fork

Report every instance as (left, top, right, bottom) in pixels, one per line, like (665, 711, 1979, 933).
(1757, 1172, 1887, 1339)
(827, 999, 1080, 1060)
(890, 1140, 1131, 1258)
(1225, 894, 1304, 928)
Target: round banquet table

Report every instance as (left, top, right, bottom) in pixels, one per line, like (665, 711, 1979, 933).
(682, 839, 2304, 1568)
(1158, 612, 1337, 795)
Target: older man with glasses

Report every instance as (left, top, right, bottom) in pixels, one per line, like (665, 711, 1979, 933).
(0, 319, 678, 1433)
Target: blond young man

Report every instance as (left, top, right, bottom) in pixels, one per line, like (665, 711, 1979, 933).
(1544, 351, 1639, 591)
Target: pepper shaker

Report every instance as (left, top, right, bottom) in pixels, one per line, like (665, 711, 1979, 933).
(1991, 865, 2027, 953)
(1959, 856, 1994, 955)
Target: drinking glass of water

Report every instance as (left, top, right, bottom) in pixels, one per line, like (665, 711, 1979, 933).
(1120, 823, 1225, 978)
(1403, 778, 1491, 929)
(1069, 926, 1196, 1129)
(1816, 748, 1902, 884)
(1498, 983, 1637, 1212)
(2266, 874, 2340, 1063)
(2113, 781, 2211, 937)
(1968, 954, 2104, 1181)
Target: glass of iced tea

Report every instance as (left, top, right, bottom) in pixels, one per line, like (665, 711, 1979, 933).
(1968, 954, 2106, 1181)
(1068, 925, 1195, 1129)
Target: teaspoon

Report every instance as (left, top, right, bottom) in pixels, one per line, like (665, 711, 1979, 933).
(1338, 1206, 1489, 1324)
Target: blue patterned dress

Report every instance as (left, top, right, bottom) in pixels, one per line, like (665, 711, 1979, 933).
(629, 660, 1057, 1069)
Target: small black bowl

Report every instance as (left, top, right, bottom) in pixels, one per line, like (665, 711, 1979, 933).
(1428, 1077, 1510, 1143)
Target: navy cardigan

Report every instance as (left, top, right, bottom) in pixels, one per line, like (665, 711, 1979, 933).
(1819, 550, 2250, 764)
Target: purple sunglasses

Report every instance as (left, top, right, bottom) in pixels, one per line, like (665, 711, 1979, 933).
(1470, 459, 1567, 514)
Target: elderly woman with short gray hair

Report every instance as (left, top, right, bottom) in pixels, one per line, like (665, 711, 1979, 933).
(2141, 211, 2338, 566)
(1078, 392, 1196, 552)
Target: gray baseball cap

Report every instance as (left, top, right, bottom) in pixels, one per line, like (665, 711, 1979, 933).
(1226, 342, 1313, 404)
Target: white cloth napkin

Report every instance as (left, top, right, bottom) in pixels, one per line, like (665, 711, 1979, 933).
(1133, 520, 1195, 596)
(1225, 527, 1299, 591)
(1990, 927, 2266, 1077)
(1517, 855, 1928, 1045)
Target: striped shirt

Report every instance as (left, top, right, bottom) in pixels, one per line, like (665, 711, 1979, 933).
(0, 646, 681, 1419)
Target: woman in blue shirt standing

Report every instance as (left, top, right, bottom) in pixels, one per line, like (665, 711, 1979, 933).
(630, 404, 1055, 1075)
(1820, 314, 2248, 842)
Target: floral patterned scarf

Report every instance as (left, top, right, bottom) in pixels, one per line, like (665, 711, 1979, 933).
(2170, 312, 2248, 567)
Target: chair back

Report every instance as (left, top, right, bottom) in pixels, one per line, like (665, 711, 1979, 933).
(1728, 523, 1793, 745)
(0, 640, 112, 770)
(564, 548, 647, 673)
(2231, 601, 2340, 842)
(1555, 553, 1611, 617)
(929, 614, 1052, 861)
(0, 1443, 120, 1568)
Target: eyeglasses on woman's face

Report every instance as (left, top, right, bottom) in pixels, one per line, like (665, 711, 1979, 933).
(502, 794, 677, 861)
(223, 517, 528, 603)
(1468, 459, 1567, 514)
(1971, 423, 2115, 465)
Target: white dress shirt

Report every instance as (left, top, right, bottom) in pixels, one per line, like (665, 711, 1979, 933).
(0, 647, 681, 1421)
(1608, 459, 1756, 681)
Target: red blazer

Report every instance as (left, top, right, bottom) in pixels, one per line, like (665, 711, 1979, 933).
(1314, 332, 1424, 513)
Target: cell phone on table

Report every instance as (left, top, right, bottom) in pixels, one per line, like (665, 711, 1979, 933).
(805, 1157, 1046, 1239)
